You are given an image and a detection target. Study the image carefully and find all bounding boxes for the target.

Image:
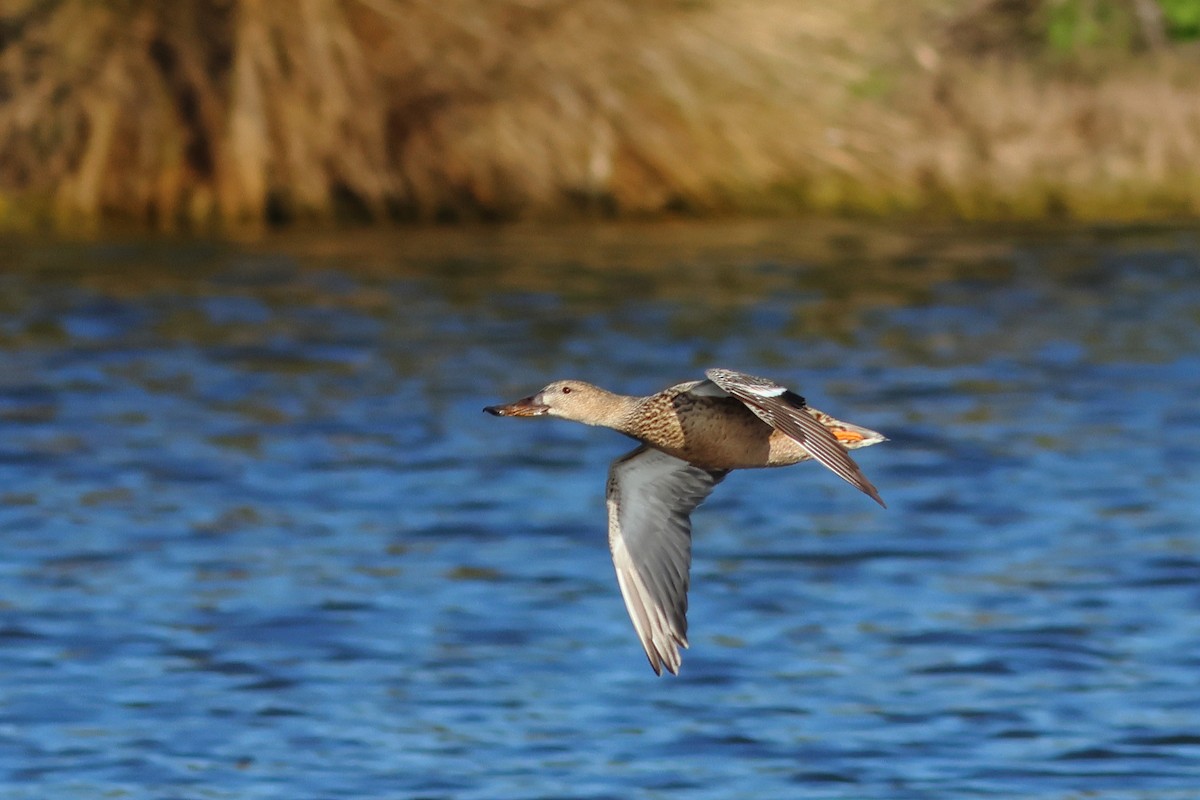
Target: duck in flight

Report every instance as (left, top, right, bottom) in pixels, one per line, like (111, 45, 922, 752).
(485, 368, 886, 675)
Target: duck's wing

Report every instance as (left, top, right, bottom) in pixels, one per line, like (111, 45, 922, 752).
(606, 445, 727, 675)
(704, 368, 885, 508)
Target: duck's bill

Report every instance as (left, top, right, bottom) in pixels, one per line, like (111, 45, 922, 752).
(483, 394, 549, 417)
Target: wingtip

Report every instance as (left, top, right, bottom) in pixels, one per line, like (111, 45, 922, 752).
(647, 655, 679, 677)
(646, 641, 686, 676)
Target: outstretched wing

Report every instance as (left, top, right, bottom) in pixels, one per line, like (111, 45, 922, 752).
(606, 445, 727, 675)
(704, 368, 885, 507)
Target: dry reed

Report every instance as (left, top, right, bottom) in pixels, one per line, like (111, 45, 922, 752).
(1, 0, 1198, 229)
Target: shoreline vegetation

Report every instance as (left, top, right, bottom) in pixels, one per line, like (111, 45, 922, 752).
(2, 0, 1200, 232)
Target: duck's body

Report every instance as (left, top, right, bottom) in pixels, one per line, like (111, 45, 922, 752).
(485, 368, 887, 675)
(623, 380, 860, 471)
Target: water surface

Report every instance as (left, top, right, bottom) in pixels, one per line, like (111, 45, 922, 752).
(1, 221, 1199, 798)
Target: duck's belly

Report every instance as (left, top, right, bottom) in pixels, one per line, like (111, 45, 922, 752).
(668, 430, 812, 470)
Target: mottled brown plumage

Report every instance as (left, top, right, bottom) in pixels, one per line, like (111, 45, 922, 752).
(625, 385, 818, 471)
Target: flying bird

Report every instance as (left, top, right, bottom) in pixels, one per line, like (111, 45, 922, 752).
(485, 368, 886, 675)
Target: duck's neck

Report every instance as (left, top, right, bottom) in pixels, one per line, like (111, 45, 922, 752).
(581, 389, 641, 433)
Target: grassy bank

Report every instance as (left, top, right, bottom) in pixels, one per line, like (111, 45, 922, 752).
(2, 0, 1199, 230)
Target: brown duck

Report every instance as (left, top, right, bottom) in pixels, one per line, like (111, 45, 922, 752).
(485, 368, 887, 675)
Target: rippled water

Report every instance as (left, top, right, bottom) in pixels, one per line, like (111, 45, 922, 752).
(2, 221, 1199, 798)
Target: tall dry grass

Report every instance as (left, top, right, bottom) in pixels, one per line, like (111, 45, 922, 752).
(0, 0, 921, 227)
(1, 0, 1199, 228)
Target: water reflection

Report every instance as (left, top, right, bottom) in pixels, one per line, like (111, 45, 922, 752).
(1, 221, 1199, 798)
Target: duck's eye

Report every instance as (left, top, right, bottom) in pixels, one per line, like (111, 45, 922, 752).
(562, 386, 572, 394)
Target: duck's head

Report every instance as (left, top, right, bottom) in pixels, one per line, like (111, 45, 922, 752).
(484, 380, 614, 424)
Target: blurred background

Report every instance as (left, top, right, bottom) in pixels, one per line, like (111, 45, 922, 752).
(4, 0, 1200, 228)
(2, 2, 1200, 799)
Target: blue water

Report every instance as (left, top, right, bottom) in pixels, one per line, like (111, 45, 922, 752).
(1, 222, 1199, 798)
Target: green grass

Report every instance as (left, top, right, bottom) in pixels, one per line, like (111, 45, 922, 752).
(1162, 0, 1200, 39)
